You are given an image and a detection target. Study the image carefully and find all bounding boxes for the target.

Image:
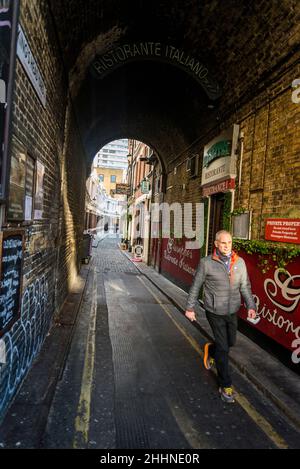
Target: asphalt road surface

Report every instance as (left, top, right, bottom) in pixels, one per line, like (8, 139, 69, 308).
(2, 237, 300, 449)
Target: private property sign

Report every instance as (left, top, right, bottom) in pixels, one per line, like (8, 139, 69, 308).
(265, 219, 300, 244)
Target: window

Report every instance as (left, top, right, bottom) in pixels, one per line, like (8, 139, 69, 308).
(232, 212, 251, 239)
(186, 154, 199, 178)
(99, 174, 104, 182)
(7, 136, 36, 221)
(111, 175, 116, 183)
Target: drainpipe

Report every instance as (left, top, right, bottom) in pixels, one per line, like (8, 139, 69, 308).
(238, 131, 245, 204)
(147, 167, 155, 265)
(205, 196, 211, 257)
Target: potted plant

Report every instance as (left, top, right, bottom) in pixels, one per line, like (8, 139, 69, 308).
(120, 238, 129, 250)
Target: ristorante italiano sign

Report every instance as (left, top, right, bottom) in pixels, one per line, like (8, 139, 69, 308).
(91, 42, 222, 100)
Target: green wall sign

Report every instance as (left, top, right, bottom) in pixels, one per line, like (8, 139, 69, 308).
(141, 180, 150, 194)
(203, 140, 231, 168)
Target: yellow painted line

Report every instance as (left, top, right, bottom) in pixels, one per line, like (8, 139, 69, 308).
(138, 276, 289, 450)
(165, 394, 210, 449)
(73, 267, 97, 449)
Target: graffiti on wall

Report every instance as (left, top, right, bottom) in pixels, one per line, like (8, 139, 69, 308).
(0, 274, 50, 420)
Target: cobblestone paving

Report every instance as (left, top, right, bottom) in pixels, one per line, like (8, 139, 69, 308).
(92, 236, 138, 273)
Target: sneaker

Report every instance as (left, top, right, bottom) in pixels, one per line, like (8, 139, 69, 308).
(203, 342, 215, 370)
(219, 387, 235, 404)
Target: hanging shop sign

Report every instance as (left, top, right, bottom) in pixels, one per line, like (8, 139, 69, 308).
(0, 0, 19, 200)
(141, 180, 150, 194)
(237, 250, 300, 355)
(265, 219, 300, 245)
(116, 183, 130, 195)
(0, 229, 24, 337)
(161, 237, 200, 291)
(17, 25, 47, 108)
(201, 125, 239, 187)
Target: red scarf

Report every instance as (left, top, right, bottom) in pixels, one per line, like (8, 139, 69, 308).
(212, 249, 239, 281)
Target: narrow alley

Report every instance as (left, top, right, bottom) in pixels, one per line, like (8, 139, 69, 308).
(1, 237, 299, 450)
(0, 0, 300, 454)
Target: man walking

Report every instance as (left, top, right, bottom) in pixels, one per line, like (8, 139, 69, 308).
(185, 230, 256, 403)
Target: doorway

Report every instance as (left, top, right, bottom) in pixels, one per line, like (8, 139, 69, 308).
(207, 192, 225, 254)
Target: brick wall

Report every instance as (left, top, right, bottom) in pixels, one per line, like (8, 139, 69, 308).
(0, 1, 86, 422)
(164, 59, 300, 245)
(232, 62, 300, 239)
(1, 0, 299, 423)
(55, 100, 87, 311)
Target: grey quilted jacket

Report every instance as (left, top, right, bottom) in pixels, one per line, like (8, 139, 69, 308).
(186, 251, 256, 316)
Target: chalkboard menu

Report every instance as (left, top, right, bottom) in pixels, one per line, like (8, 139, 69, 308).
(0, 230, 24, 337)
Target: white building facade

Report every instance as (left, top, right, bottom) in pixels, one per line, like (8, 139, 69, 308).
(95, 139, 129, 172)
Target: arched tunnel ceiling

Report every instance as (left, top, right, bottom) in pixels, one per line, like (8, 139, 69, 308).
(49, 0, 300, 166)
(76, 60, 213, 168)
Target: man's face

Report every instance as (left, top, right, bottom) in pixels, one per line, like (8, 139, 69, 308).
(215, 233, 232, 256)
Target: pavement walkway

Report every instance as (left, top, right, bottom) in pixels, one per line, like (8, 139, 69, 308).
(0, 236, 299, 449)
(122, 249, 300, 431)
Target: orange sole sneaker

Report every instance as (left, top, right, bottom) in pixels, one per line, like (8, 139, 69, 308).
(203, 342, 213, 370)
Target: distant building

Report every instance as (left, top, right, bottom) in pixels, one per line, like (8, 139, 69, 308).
(95, 139, 128, 170)
(85, 168, 125, 236)
(127, 140, 154, 262)
(94, 166, 126, 199)
(94, 139, 128, 199)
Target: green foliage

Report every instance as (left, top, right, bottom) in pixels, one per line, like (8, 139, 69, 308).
(233, 238, 300, 274)
(223, 192, 232, 231)
(231, 207, 247, 217)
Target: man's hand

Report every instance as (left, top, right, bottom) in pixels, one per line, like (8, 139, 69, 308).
(185, 310, 196, 322)
(247, 309, 256, 319)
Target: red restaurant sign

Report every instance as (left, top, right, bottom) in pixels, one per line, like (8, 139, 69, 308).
(202, 177, 235, 197)
(265, 218, 300, 244)
(238, 250, 300, 361)
(161, 238, 200, 289)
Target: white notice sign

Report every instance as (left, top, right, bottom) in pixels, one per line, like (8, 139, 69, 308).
(17, 25, 47, 108)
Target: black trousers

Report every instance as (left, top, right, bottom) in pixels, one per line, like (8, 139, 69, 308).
(205, 311, 238, 388)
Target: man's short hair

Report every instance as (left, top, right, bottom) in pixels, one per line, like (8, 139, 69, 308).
(215, 230, 232, 241)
